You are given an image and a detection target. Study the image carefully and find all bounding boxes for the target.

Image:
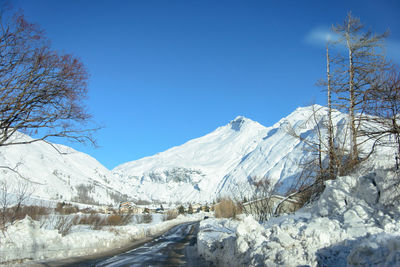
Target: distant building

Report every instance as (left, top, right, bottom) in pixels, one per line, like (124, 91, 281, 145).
(118, 201, 144, 213)
(99, 206, 113, 214)
(192, 203, 202, 212)
(200, 205, 210, 212)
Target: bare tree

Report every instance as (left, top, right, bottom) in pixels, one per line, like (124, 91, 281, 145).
(283, 102, 353, 206)
(331, 12, 389, 166)
(0, 179, 33, 230)
(0, 180, 10, 229)
(0, 9, 97, 147)
(238, 177, 280, 222)
(326, 43, 336, 180)
(360, 66, 400, 165)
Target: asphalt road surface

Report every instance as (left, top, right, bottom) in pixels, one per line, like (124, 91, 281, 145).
(70, 222, 212, 267)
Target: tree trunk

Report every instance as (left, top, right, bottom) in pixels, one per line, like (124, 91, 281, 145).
(326, 44, 335, 179)
(347, 30, 358, 164)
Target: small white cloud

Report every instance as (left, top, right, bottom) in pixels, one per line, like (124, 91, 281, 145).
(304, 26, 339, 46)
(304, 27, 400, 63)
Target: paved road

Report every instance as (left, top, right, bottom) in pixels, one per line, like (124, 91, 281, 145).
(71, 222, 211, 267)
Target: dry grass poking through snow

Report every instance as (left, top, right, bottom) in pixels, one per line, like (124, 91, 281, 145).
(135, 213, 153, 224)
(0, 203, 153, 239)
(4, 205, 51, 222)
(214, 197, 241, 219)
(75, 213, 133, 229)
(163, 209, 178, 221)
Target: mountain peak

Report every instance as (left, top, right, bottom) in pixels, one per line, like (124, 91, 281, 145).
(229, 116, 251, 131)
(293, 104, 327, 114)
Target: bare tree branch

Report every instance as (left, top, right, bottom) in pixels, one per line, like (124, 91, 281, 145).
(0, 9, 99, 148)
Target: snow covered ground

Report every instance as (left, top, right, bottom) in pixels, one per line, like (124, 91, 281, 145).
(2, 104, 400, 266)
(0, 212, 207, 265)
(197, 159, 400, 266)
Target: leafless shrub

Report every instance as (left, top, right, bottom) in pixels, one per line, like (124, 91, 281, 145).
(163, 210, 178, 221)
(285, 185, 314, 208)
(143, 213, 153, 223)
(55, 202, 64, 213)
(235, 178, 283, 222)
(79, 207, 96, 214)
(105, 214, 121, 226)
(12, 205, 51, 221)
(108, 227, 121, 236)
(214, 197, 241, 219)
(106, 213, 132, 226)
(71, 214, 80, 225)
(76, 213, 103, 229)
(283, 104, 353, 204)
(54, 216, 74, 236)
(121, 213, 133, 225)
(55, 202, 79, 215)
(135, 213, 153, 224)
(0, 180, 34, 228)
(74, 212, 132, 229)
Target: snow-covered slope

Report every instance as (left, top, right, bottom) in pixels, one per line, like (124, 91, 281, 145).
(114, 105, 349, 203)
(113, 116, 269, 203)
(0, 134, 127, 205)
(217, 105, 350, 196)
(0, 105, 354, 205)
(197, 160, 400, 266)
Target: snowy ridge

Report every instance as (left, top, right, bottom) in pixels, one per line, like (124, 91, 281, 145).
(0, 133, 127, 205)
(0, 105, 353, 205)
(114, 105, 350, 203)
(113, 115, 269, 203)
(217, 105, 350, 196)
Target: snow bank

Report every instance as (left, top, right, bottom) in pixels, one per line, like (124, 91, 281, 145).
(197, 218, 239, 266)
(197, 171, 400, 266)
(347, 233, 400, 266)
(0, 213, 204, 265)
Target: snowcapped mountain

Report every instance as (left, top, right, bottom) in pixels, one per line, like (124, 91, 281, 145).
(113, 116, 269, 203)
(1, 105, 366, 205)
(0, 133, 127, 205)
(215, 105, 350, 197)
(113, 105, 351, 204)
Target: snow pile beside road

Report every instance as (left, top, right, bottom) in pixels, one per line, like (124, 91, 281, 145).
(0, 213, 204, 264)
(347, 233, 400, 267)
(197, 170, 400, 266)
(197, 218, 240, 266)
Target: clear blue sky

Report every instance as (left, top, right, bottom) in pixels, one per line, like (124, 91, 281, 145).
(11, 0, 400, 169)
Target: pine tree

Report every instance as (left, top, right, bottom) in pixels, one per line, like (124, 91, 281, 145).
(188, 204, 193, 214)
(178, 205, 185, 214)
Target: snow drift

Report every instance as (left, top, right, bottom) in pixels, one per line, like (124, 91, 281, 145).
(0, 213, 204, 264)
(197, 160, 400, 266)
